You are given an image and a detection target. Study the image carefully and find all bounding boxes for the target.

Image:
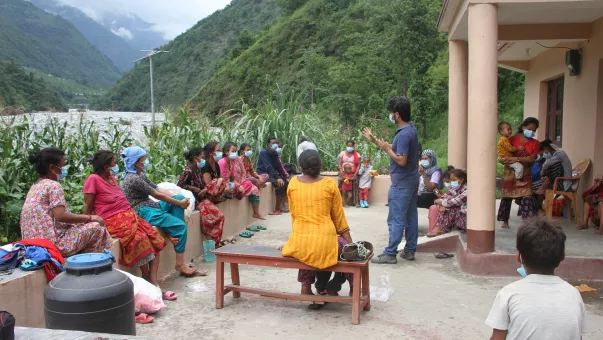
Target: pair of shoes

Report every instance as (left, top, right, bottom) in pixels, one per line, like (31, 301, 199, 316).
(359, 200, 369, 208)
(400, 251, 415, 261)
(370, 253, 397, 264)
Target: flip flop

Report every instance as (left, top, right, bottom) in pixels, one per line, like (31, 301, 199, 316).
(246, 226, 261, 232)
(228, 238, 239, 244)
(435, 252, 454, 259)
(162, 291, 178, 301)
(256, 225, 267, 230)
(239, 231, 254, 238)
(268, 210, 282, 215)
(135, 313, 154, 324)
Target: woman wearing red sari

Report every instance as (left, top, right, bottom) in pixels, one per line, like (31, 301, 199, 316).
(177, 145, 228, 247)
(497, 117, 541, 229)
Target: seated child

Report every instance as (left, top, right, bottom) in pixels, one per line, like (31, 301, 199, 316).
(498, 122, 526, 187)
(341, 163, 354, 205)
(357, 156, 373, 208)
(486, 218, 586, 340)
(435, 167, 453, 198)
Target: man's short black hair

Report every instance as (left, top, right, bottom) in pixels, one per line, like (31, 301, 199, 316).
(540, 139, 553, 151)
(498, 121, 511, 132)
(387, 96, 411, 122)
(299, 136, 308, 144)
(268, 136, 277, 144)
(516, 218, 566, 272)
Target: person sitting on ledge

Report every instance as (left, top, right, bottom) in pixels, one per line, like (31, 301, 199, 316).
(417, 149, 443, 209)
(427, 169, 467, 237)
(20, 147, 112, 258)
(257, 137, 289, 215)
(281, 150, 354, 304)
(577, 176, 603, 234)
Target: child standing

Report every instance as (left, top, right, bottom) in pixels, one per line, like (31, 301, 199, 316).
(341, 163, 354, 206)
(357, 157, 373, 208)
(498, 122, 527, 187)
(486, 218, 586, 340)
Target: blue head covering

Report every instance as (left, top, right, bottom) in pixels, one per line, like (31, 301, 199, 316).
(122, 146, 147, 178)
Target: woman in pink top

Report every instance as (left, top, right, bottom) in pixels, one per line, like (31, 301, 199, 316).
(218, 142, 265, 219)
(83, 150, 166, 286)
(338, 140, 361, 207)
(20, 147, 112, 257)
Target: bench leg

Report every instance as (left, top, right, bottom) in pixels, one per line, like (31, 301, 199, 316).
(352, 268, 361, 325)
(230, 263, 241, 298)
(216, 259, 224, 309)
(362, 266, 371, 311)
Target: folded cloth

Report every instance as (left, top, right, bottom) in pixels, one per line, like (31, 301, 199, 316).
(16, 239, 65, 264)
(23, 246, 64, 271)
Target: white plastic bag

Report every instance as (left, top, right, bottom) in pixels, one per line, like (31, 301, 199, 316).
(116, 269, 166, 314)
(370, 272, 394, 302)
(148, 182, 195, 218)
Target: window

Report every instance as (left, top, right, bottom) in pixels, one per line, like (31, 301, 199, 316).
(546, 77, 564, 146)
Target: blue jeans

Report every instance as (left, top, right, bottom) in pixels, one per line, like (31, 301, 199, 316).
(384, 186, 419, 256)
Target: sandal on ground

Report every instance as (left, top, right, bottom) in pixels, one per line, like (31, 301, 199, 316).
(219, 240, 231, 247)
(239, 231, 254, 238)
(268, 210, 282, 215)
(246, 226, 261, 232)
(308, 302, 327, 310)
(435, 252, 454, 259)
(135, 313, 154, 324)
(179, 267, 208, 277)
(162, 291, 178, 301)
(256, 225, 267, 230)
(228, 238, 239, 244)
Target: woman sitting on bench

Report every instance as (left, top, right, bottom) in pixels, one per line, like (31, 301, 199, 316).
(281, 150, 354, 303)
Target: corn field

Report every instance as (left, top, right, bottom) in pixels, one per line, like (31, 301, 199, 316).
(0, 89, 390, 243)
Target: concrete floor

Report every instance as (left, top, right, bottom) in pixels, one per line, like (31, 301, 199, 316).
(138, 204, 603, 340)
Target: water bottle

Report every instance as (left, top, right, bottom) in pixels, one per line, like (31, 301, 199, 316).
(203, 240, 216, 262)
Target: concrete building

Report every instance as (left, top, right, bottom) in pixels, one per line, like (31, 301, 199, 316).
(439, 0, 603, 253)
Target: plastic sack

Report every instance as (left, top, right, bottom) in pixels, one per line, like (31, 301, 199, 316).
(370, 272, 394, 302)
(116, 269, 166, 314)
(148, 182, 195, 217)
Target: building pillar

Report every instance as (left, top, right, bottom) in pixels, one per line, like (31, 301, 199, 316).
(467, 3, 498, 254)
(448, 40, 468, 169)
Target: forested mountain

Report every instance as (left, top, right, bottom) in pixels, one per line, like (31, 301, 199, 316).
(91, 0, 282, 111)
(29, 0, 142, 72)
(98, 12, 168, 53)
(0, 61, 67, 112)
(0, 0, 121, 87)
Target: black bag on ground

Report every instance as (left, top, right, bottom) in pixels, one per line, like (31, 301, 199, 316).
(0, 311, 15, 340)
(284, 163, 299, 175)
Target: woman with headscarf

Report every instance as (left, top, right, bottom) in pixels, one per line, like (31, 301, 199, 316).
(120, 146, 205, 278)
(417, 149, 443, 209)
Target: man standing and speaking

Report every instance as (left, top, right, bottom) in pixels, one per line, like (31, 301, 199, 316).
(362, 96, 420, 264)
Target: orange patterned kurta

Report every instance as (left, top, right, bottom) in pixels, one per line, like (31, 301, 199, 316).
(281, 176, 349, 269)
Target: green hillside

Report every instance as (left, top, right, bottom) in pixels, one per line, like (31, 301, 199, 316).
(0, 0, 121, 87)
(91, 0, 282, 111)
(24, 67, 106, 107)
(0, 61, 67, 112)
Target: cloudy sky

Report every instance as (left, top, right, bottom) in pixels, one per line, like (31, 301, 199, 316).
(56, 0, 232, 40)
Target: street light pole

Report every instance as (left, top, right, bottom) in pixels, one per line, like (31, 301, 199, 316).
(133, 50, 169, 125)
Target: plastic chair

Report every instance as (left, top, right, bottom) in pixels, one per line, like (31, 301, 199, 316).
(545, 159, 591, 224)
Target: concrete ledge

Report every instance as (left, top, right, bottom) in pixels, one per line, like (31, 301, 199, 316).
(3, 183, 276, 328)
(417, 233, 603, 280)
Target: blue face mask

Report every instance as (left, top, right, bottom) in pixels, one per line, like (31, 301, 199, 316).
(421, 160, 431, 168)
(523, 129, 534, 139)
(214, 152, 223, 161)
(389, 113, 396, 124)
(543, 152, 552, 159)
(276, 148, 283, 155)
(346, 146, 354, 153)
(229, 152, 238, 160)
(450, 181, 460, 190)
(245, 150, 253, 158)
(142, 159, 150, 169)
(517, 256, 527, 277)
(56, 167, 67, 180)
(271, 143, 278, 151)
(111, 165, 120, 175)
(197, 159, 206, 168)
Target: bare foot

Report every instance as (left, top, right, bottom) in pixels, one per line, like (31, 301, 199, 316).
(252, 213, 266, 220)
(595, 229, 603, 235)
(577, 224, 589, 230)
(516, 180, 528, 187)
(175, 264, 196, 276)
(501, 223, 510, 229)
(168, 236, 179, 246)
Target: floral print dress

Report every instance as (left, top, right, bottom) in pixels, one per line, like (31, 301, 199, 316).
(20, 179, 113, 257)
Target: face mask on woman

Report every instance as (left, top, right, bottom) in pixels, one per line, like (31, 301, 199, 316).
(523, 129, 534, 139)
(110, 165, 119, 175)
(271, 143, 278, 151)
(450, 181, 461, 190)
(421, 160, 431, 168)
(214, 152, 223, 161)
(229, 152, 238, 160)
(346, 146, 354, 153)
(197, 158, 206, 168)
(245, 150, 253, 158)
(142, 159, 150, 169)
(56, 166, 68, 180)
(543, 152, 552, 159)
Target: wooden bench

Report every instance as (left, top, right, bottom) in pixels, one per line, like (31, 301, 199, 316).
(213, 244, 372, 325)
